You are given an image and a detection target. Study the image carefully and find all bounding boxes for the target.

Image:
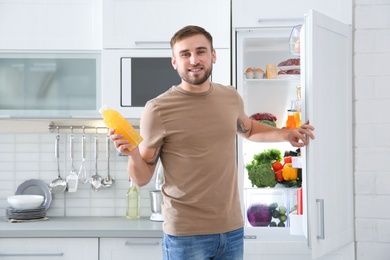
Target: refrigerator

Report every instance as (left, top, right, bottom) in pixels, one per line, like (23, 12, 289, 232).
(234, 10, 354, 259)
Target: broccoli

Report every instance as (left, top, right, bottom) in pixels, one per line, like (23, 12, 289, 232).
(246, 149, 283, 172)
(247, 163, 277, 188)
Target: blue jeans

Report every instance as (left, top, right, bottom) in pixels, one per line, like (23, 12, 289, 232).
(162, 227, 243, 260)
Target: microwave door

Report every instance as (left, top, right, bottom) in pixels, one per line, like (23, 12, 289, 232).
(121, 58, 132, 107)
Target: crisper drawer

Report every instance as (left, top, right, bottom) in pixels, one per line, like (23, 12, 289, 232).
(244, 188, 298, 228)
(100, 237, 162, 260)
(0, 238, 98, 260)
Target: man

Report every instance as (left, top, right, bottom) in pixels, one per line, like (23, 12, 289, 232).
(109, 25, 315, 260)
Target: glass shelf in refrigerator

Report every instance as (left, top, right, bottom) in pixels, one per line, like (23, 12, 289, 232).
(244, 76, 300, 82)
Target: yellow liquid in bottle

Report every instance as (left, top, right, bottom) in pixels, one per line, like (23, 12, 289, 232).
(294, 111, 302, 127)
(126, 185, 140, 220)
(285, 110, 296, 129)
(99, 105, 143, 151)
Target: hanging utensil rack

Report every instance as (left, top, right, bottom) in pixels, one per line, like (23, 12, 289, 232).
(48, 123, 108, 134)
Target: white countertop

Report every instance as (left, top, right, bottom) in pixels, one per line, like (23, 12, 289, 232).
(0, 217, 163, 238)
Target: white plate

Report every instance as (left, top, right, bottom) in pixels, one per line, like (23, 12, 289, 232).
(15, 179, 52, 211)
(277, 65, 300, 71)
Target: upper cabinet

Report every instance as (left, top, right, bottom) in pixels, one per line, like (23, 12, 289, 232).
(103, 0, 230, 49)
(232, 0, 352, 28)
(0, 52, 101, 119)
(0, 0, 102, 50)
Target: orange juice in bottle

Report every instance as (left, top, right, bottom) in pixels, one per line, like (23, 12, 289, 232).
(99, 105, 143, 151)
(291, 99, 302, 127)
(285, 110, 297, 129)
(294, 111, 302, 127)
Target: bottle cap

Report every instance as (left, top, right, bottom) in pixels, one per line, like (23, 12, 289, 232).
(98, 104, 109, 115)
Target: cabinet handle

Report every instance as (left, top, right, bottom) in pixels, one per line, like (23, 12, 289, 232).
(134, 41, 170, 45)
(124, 241, 160, 247)
(257, 18, 303, 23)
(316, 198, 325, 240)
(0, 252, 64, 257)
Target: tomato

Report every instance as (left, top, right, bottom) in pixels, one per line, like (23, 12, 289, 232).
(275, 169, 284, 182)
(283, 156, 292, 165)
(272, 161, 283, 172)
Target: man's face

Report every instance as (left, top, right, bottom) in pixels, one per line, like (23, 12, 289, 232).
(171, 34, 216, 86)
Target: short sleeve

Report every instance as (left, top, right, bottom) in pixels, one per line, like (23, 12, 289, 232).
(140, 100, 166, 149)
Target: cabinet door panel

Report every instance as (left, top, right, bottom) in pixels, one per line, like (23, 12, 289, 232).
(103, 0, 230, 49)
(232, 0, 351, 28)
(100, 238, 162, 260)
(0, 53, 101, 118)
(0, 238, 98, 260)
(0, 0, 102, 50)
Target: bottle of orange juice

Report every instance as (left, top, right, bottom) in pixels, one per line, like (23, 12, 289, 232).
(99, 105, 143, 151)
(285, 110, 297, 129)
(294, 110, 302, 127)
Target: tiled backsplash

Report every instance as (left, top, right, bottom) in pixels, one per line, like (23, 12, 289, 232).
(0, 130, 157, 218)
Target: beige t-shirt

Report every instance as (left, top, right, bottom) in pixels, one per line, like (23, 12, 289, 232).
(140, 83, 245, 236)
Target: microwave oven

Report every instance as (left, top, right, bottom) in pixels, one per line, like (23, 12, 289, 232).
(102, 49, 231, 119)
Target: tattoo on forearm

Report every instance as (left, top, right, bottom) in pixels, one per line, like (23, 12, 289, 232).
(146, 147, 161, 166)
(237, 121, 250, 134)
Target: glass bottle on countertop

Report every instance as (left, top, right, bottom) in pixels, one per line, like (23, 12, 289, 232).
(99, 105, 143, 151)
(126, 178, 140, 220)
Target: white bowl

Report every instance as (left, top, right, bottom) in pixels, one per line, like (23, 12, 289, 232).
(7, 195, 44, 210)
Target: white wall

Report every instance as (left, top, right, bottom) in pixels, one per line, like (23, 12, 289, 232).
(353, 0, 390, 259)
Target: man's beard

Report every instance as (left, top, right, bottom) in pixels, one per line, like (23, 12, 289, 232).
(178, 64, 213, 86)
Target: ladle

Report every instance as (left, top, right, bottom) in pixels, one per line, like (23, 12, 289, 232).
(49, 133, 67, 194)
(101, 135, 115, 188)
(90, 132, 103, 191)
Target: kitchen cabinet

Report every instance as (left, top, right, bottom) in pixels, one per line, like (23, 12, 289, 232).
(0, 238, 98, 259)
(103, 0, 230, 49)
(0, 52, 101, 119)
(244, 240, 354, 260)
(232, 0, 351, 28)
(234, 10, 354, 259)
(0, 0, 102, 50)
(100, 238, 162, 260)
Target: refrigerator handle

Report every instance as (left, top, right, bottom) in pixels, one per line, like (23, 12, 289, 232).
(316, 199, 325, 240)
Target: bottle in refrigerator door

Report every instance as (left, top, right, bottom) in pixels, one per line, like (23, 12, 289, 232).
(285, 110, 297, 129)
(297, 187, 303, 215)
(291, 88, 302, 127)
(126, 178, 140, 219)
(289, 25, 302, 56)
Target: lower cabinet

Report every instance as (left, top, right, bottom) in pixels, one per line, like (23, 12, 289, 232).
(0, 238, 98, 260)
(244, 240, 355, 260)
(100, 238, 163, 260)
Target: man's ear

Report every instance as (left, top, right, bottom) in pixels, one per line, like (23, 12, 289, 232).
(212, 49, 217, 64)
(171, 57, 177, 70)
